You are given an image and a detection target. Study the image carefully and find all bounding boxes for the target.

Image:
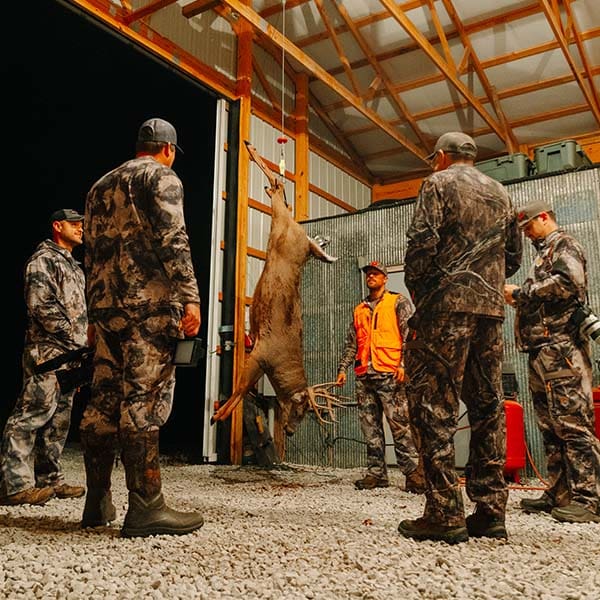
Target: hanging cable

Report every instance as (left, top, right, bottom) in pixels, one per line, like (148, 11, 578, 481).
(277, 0, 288, 179)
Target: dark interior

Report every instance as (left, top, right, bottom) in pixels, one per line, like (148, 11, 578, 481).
(5, 2, 218, 461)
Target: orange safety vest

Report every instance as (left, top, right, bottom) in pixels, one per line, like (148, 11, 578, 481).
(353, 291, 402, 376)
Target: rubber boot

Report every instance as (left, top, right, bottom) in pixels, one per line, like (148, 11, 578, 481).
(119, 430, 204, 538)
(80, 431, 117, 528)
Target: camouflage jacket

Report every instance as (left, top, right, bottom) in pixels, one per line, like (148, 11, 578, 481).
(514, 228, 588, 352)
(337, 291, 413, 376)
(404, 164, 522, 322)
(84, 156, 200, 323)
(23, 239, 88, 362)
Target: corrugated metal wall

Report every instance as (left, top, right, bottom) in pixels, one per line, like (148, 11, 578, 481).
(290, 166, 600, 474)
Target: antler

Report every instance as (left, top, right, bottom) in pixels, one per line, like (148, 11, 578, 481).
(306, 382, 352, 426)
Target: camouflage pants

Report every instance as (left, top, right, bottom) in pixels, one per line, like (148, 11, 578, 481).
(528, 338, 600, 512)
(80, 309, 179, 439)
(356, 373, 418, 479)
(1, 367, 74, 495)
(405, 314, 507, 526)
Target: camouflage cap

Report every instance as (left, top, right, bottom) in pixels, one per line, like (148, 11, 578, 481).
(361, 260, 388, 276)
(137, 117, 183, 154)
(516, 200, 553, 227)
(426, 132, 477, 161)
(50, 208, 84, 223)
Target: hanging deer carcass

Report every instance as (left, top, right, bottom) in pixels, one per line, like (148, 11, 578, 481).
(211, 141, 342, 435)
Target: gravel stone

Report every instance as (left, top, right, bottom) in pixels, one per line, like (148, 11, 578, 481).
(1, 446, 599, 599)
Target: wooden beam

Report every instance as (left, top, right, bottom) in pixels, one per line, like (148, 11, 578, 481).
(563, 0, 600, 116)
(295, 73, 310, 222)
(440, 0, 518, 152)
(210, 0, 429, 162)
(538, 0, 600, 126)
(231, 23, 254, 465)
(308, 93, 371, 177)
(252, 56, 281, 112)
(313, 0, 363, 98)
(335, 1, 431, 150)
(379, 0, 508, 145)
(68, 0, 236, 100)
(426, 0, 454, 73)
(122, 0, 178, 25)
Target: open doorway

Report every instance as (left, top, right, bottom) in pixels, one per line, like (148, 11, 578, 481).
(5, 1, 219, 461)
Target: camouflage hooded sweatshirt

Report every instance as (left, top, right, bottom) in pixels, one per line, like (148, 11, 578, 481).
(84, 156, 200, 322)
(404, 164, 522, 321)
(514, 228, 588, 352)
(24, 239, 88, 362)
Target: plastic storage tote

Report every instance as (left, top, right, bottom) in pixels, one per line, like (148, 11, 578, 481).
(475, 153, 531, 182)
(533, 139, 593, 174)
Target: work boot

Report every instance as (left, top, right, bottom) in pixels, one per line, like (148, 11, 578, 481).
(466, 512, 508, 539)
(551, 502, 600, 524)
(354, 474, 390, 490)
(0, 486, 55, 506)
(398, 517, 469, 544)
(520, 493, 557, 514)
(404, 463, 426, 494)
(120, 430, 204, 538)
(81, 431, 118, 528)
(54, 483, 85, 499)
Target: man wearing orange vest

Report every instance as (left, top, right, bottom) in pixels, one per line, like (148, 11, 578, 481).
(336, 261, 424, 493)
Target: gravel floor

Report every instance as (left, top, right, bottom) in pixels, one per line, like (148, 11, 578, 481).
(1, 446, 599, 600)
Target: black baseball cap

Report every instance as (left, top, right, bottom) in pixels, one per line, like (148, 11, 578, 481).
(137, 117, 183, 153)
(426, 132, 478, 161)
(50, 209, 84, 223)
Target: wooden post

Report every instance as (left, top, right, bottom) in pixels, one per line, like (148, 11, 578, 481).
(231, 22, 253, 465)
(295, 72, 310, 221)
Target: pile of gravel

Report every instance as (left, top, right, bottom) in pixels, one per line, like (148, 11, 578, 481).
(1, 447, 599, 599)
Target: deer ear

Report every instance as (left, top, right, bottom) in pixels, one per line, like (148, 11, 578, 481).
(308, 236, 338, 263)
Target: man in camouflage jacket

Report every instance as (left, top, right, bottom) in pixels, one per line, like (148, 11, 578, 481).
(79, 118, 204, 537)
(1, 209, 89, 506)
(504, 199, 600, 523)
(398, 132, 522, 544)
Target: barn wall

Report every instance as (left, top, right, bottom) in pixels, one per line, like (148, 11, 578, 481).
(293, 166, 600, 473)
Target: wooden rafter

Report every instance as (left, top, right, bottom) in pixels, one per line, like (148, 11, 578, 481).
(252, 56, 281, 113)
(538, 0, 600, 126)
(334, 1, 431, 150)
(563, 0, 600, 116)
(308, 93, 372, 180)
(204, 0, 429, 163)
(379, 0, 507, 145)
(122, 0, 178, 25)
(296, 1, 540, 54)
(323, 29, 600, 124)
(426, 0, 454, 73)
(439, 0, 518, 152)
(313, 0, 363, 98)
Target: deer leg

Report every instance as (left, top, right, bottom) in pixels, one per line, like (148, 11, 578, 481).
(210, 356, 264, 424)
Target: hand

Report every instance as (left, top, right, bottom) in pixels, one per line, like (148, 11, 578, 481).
(504, 284, 519, 307)
(181, 303, 201, 337)
(336, 372, 346, 387)
(395, 366, 405, 384)
(86, 324, 96, 348)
